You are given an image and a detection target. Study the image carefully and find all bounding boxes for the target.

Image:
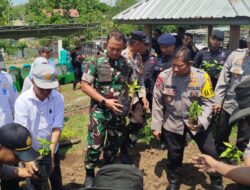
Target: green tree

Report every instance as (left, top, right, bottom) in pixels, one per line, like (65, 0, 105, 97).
(17, 41, 28, 58)
(0, 0, 11, 25)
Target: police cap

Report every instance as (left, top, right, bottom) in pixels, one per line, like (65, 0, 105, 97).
(0, 123, 39, 162)
(157, 34, 176, 47)
(130, 30, 149, 44)
(211, 30, 224, 41)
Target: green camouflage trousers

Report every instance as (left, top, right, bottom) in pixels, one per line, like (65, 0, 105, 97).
(84, 104, 126, 169)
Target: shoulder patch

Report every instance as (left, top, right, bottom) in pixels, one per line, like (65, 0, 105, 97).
(201, 72, 214, 98)
(155, 76, 164, 88)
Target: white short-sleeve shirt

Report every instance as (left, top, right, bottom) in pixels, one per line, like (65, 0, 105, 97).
(14, 88, 64, 151)
(0, 71, 19, 127)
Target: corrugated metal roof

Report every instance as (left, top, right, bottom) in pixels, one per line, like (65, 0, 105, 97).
(113, 0, 250, 25)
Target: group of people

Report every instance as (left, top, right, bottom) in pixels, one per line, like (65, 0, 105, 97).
(0, 27, 250, 190)
(0, 47, 65, 190)
(81, 28, 250, 190)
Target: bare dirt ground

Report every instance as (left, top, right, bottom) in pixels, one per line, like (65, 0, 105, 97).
(60, 142, 240, 190)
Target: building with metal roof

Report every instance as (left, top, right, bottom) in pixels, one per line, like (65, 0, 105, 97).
(0, 23, 100, 39)
(113, 0, 250, 51)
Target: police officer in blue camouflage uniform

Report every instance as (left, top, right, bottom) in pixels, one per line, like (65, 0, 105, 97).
(144, 34, 176, 110)
(193, 30, 229, 89)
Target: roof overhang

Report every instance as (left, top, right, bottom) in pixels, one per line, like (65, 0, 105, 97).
(114, 17, 250, 25)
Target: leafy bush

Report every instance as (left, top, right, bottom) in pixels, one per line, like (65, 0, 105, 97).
(60, 127, 78, 142)
(138, 125, 154, 144)
(220, 142, 243, 164)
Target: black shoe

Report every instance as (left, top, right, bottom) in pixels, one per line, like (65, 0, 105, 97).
(166, 183, 180, 190)
(128, 134, 138, 149)
(121, 153, 132, 165)
(159, 142, 167, 150)
(84, 176, 94, 188)
(166, 170, 180, 190)
(84, 169, 95, 188)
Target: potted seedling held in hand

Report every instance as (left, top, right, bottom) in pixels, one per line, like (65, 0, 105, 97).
(35, 138, 53, 178)
(188, 100, 202, 126)
(117, 80, 140, 117)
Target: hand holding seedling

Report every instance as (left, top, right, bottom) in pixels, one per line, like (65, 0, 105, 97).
(152, 130, 161, 140)
(188, 123, 202, 131)
(142, 97, 149, 109)
(24, 161, 38, 175)
(16, 167, 34, 178)
(213, 104, 222, 114)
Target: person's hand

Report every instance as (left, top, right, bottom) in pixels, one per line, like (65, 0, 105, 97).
(24, 161, 38, 175)
(51, 157, 55, 172)
(142, 97, 149, 110)
(192, 154, 219, 173)
(152, 130, 161, 140)
(213, 104, 222, 114)
(104, 99, 123, 113)
(16, 167, 33, 178)
(187, 122, 203, 131)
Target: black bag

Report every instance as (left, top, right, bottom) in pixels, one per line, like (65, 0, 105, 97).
(80, 164, 143, 190)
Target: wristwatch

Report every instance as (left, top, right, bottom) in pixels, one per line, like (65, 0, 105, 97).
(100, 99, 106, 106)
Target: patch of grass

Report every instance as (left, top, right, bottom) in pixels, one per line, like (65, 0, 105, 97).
(61, 83, 90, 112)
(59, 112, 89, 155)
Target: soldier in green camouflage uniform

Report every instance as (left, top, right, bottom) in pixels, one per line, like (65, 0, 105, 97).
(81, 30, 133, 188)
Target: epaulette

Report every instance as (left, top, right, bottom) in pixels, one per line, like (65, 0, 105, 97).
(201, 47, 208, 51)
(193, 67, 205, 75)
(235, 48, 248, 52)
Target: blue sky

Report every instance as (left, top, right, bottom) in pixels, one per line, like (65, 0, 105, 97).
(12, 0, 115, 6)
(12, 0, 27, 6)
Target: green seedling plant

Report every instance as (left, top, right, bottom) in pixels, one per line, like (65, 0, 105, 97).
(188, 100, 202, 123)
(37, 138, 53, 158)
(220, 142, 243, 165)
(126, 80, 140, 97)
(117, 80, 141, 117)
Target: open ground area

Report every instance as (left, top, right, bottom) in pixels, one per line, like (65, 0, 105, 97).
(59, 83, 240, 190)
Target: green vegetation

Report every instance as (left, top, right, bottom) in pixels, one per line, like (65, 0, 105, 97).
(220, 142, 243, 164)
(202, 60, 223, 71)
(188, 100, 202, 123)
(37, 138, 53, 157)
(127, 80, 140, 97)
(60, 127, 78, 142)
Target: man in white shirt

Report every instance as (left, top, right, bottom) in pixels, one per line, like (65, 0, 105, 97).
(0, 61, 18, 127)
(15, 64, 64, 190)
